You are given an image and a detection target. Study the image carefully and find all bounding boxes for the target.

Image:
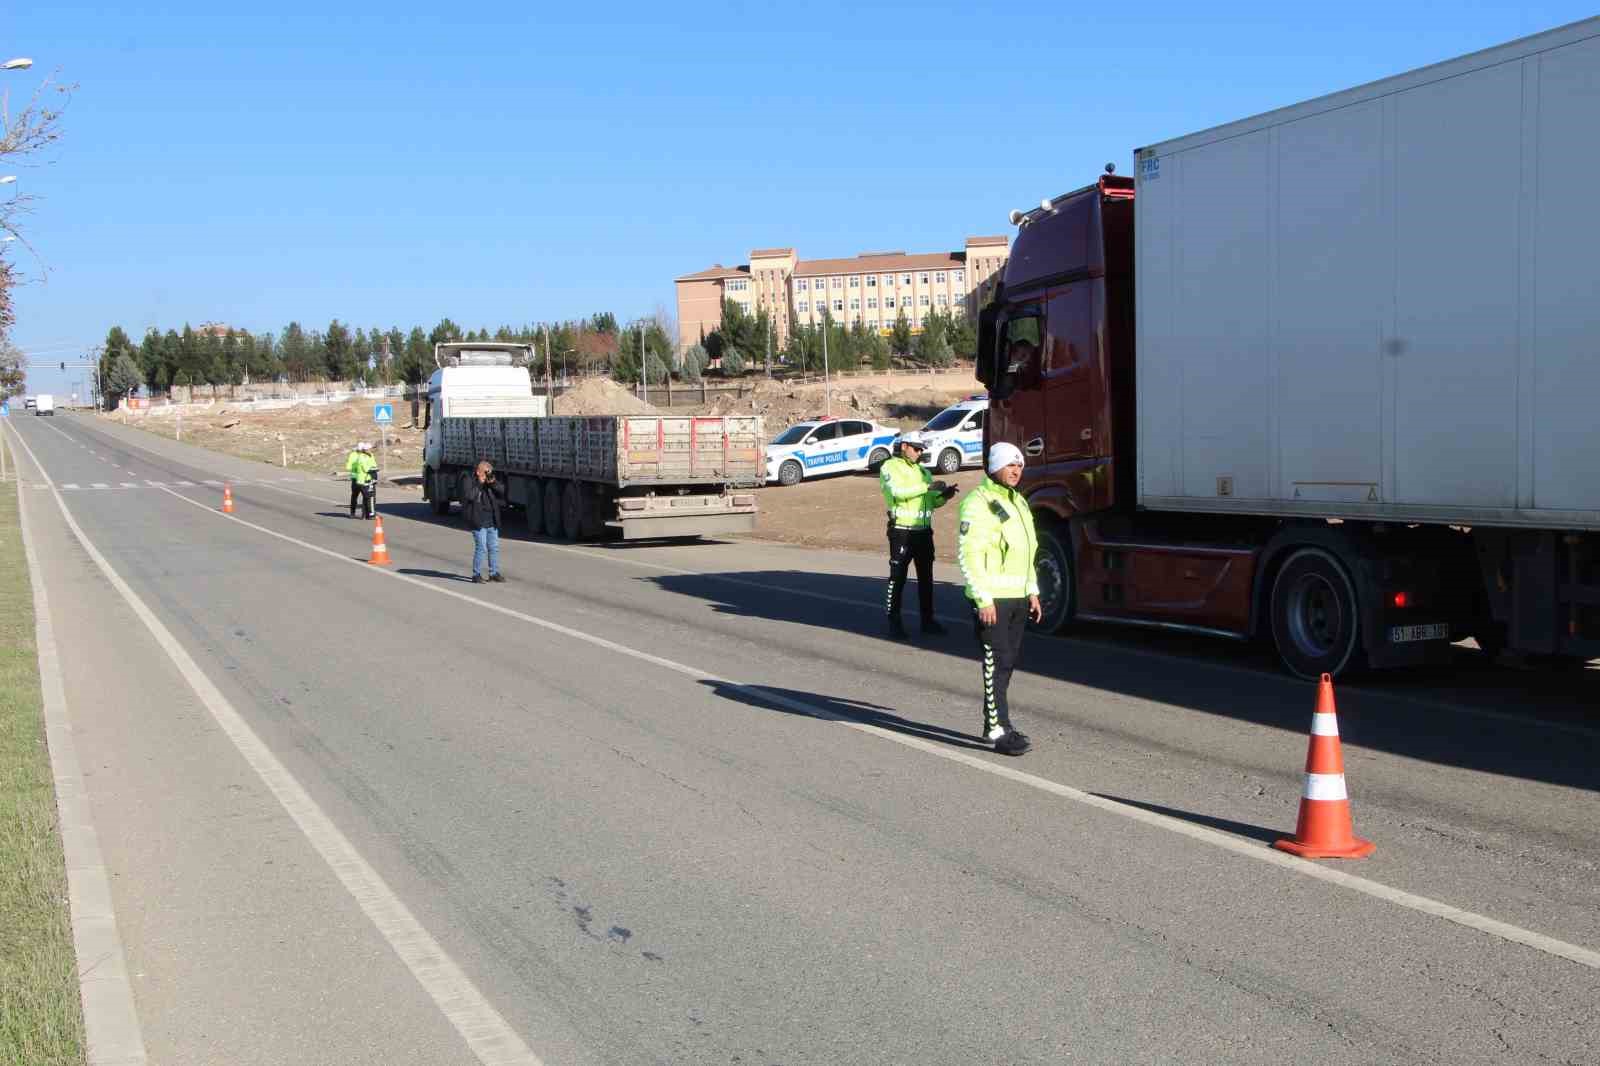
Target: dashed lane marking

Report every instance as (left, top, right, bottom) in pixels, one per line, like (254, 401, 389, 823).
(7, 427, 546, 1065)
(153, 480, 1600, 974)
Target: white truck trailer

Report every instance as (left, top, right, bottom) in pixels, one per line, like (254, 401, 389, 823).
(422, 343, 762, 540)
(981, 16, 1600, 677)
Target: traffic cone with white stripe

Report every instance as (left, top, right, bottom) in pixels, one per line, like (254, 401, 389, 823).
(221, 483, 235, 514)
(1274, 673, 1375, 859)
(367, 514, 392, 566)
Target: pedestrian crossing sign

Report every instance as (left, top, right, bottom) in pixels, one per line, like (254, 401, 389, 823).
(374, 403, 394, 425)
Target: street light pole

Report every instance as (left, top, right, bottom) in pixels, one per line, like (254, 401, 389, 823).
(821, 316, 831, 417)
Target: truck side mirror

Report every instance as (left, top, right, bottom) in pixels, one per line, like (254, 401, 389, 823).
(975, 305, 999, 386)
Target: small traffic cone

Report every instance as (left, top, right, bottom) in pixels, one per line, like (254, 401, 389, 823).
(367, 514, 392, 566)
(221, 483, 235, 514)
(1274, 674, 1375, 859)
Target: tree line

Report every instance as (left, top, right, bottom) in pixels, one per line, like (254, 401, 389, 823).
(94, 313, 646, 408)
(94, 300, 979, 407)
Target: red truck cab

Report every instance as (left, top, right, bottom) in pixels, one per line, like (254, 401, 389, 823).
(976, 174, 1484, 679)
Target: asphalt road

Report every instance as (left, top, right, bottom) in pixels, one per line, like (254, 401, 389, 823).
(7, 410, 1598, 1066)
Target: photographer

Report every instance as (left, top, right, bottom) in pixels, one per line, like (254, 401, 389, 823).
(460, 460, 507, 584)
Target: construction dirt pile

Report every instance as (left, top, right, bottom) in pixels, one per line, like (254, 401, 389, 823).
(694, 378, 974, 434)
(556, 378, 659, 416)
(119, 398, 426, 476)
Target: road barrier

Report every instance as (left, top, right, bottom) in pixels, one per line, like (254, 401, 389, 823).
(1274, 674, 1375, 859)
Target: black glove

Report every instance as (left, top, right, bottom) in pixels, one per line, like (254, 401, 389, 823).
(941, 485, 958, 499)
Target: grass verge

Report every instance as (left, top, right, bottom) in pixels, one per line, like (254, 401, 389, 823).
(0, 475, 87, 1065)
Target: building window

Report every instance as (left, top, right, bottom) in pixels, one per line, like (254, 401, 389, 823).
(902, 274, 912, 285)
(884, 296, 895, 308)
(796, 279, 807, 291)
(797, 301, 808, 312)
(920, 272, 930, 284)
(935, 272, 945, 283)
(850, 298, 860, 310)
(937, 293, 947, 305)
(919, 294, 929, 307)
(848, 276, 859, 288)
(833, 299, 843, 312)
(882, 275, 894, 287)
(954, 270, 965, 283)
(866, 297, 877, 309)
(833, 277, 843, 289)
(866, 276, 876, 287)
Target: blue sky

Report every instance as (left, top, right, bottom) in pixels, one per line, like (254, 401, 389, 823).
(5, 1, 1595, 396)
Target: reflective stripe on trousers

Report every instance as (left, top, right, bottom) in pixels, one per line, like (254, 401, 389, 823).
(976, 598, 1028, 735)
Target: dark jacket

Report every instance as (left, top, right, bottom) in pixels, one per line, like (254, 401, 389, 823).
(460, 472, 506, 530)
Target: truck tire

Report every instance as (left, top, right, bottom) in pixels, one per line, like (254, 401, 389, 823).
(562, 480, 585, 540)
(867, 447, 890, 472)
(937, 448, 962, 475)
(778, 459, 802, 487)
(427, 469, 450, 516)
(525, 480, 544, 535)
(543, 479, 564, 537)
(1270, 548, 1362, 680)
(1033, 523, 1075, 632)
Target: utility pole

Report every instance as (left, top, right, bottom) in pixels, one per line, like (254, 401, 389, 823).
(638, 321, 648, 406)
(542, 324, 553, 414)
(821, 316, 831, 417)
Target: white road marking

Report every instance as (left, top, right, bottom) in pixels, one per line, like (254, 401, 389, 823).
(119, 482, 137, 489)
(62, 483, 80, 490)
(154, 482, 1600, 974)
(3, 432, 546, 1066)
(90, 483, 109, 489)
(175, 480, 195, 487)
(6, 430, 150, 1066)
(528, 541, 1600, 741)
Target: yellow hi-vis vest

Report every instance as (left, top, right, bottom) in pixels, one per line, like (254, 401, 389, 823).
(879, 455, 947, 529)
(957, 477, 1041, 608)
(346, 450, 376, 485)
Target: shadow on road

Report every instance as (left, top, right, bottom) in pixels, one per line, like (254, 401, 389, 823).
(656, 570, 1600, 793)
(397, 567, 475, 583)
(1094, 793, 1284, 846)
(698, 679, 992, 752)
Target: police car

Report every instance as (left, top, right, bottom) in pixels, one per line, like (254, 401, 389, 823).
(916, 396, 988, 474)
(764, 416, 900, 486)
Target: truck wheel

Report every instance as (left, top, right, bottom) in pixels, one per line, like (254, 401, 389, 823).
(867, 447, 890, 472)
(562, 481, 586, 540)
(937, 448, 962, 475)
(427, 469, 450, 516)
(1033, 524, 1075, 632)
(525, 480, 544, 535)
(1270, 548, 1362, 680)
(543, 480, 564, 537)
(778, 460, 802, 487)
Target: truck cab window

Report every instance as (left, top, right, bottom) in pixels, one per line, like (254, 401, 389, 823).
(993, 311, 1043, 399)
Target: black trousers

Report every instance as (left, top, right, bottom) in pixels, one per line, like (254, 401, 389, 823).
(975, 598, 1029, 736)
(886, 526, 936, 623)
(350, 480, 372, 517)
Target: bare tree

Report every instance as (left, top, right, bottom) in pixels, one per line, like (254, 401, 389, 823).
(1, 72, 71, 325)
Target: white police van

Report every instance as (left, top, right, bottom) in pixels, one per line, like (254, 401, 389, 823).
(917, 396, 987, 474)
(765, 416, 900, 486)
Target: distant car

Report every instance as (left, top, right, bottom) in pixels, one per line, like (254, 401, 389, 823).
(23, 396, 35, 409)
(34, 394, 55, 416)
(764, 416, 899, 486)
(917, 396, 988, 474)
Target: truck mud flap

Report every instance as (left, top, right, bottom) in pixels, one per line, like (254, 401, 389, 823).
(607, 512, 758, 540)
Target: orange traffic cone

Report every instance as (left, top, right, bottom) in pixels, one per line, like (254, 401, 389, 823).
(1274, 674, 1374, 859)
(221, 483, 235, 514)
(367, 514, 392, 566)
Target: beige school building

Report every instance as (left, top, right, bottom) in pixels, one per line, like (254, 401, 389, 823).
(675, 236, 1009, 352)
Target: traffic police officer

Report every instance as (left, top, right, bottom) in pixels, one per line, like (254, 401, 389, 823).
(879, 431, 957, 638)
(345, 441, 377, 519)
(957, 441, 1041, 755)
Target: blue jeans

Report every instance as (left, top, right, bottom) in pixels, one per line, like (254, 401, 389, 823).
(471, 526, 500, 578)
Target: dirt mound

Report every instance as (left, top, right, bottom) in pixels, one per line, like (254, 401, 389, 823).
(557, 378, 659, 416)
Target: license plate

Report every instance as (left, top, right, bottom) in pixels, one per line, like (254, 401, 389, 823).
(1390, 623, 1449, 643)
